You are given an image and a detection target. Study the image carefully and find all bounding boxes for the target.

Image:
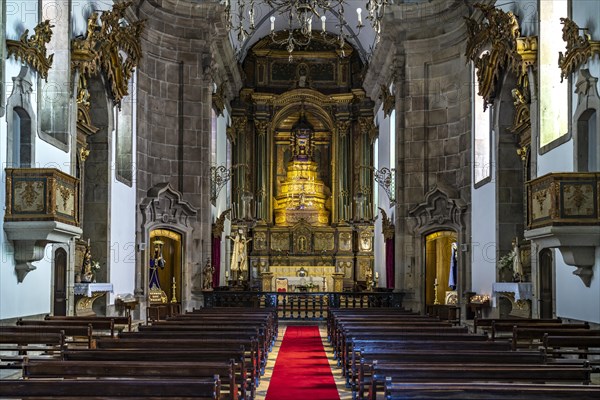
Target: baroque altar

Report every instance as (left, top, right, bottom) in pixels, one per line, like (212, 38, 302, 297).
(74, 282, 113, 316)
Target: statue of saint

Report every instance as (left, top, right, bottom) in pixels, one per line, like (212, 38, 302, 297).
(512, 237, 524, 281)
(202, 259, 215, 290)
(149, 241, 165, 289)
(81, 240, 93, 282)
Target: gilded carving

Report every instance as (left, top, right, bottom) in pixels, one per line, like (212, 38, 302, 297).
(212, 83, 226, 116)
(379, 208, 395, 240)
(56, 184, 74, 217)
(359, 228, 373, 252)
(339, 232, 352, 251)
(336, 119, 351, 137)
(212, 209, 231, 238)
(379, 84, 395, 117)
(254, 119, 269, 136)
(314, 232, 335, 251)
(465, 4, 536, 113)
(532, 188, 551, 220)
(254, 231, 267, 250)
(558, 18, 600, 82)
(359, 116, 377, 143)
(562, 184, 594, 216)
(271, 233, 290, 251)
(71, 2, 145, 106)
(6, 20, 54, 80)
(13, 181, 45, 212)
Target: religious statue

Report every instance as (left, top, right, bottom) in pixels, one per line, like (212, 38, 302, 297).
(80, 239, 93, 283)
(228, 229, 252, 274)
(202, 259, 215, 291)
(149, 240, 165, 289)
(512, 237, 524, 281)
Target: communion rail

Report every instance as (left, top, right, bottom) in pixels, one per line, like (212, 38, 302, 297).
(202, 291, 404, 321)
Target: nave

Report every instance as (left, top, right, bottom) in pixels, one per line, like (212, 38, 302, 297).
(1, 306, 600, 399)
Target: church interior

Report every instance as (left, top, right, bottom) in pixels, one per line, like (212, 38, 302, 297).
(1, 0, 600, 398)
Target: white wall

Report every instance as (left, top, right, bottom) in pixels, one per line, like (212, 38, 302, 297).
(555, 247, 600, 323)
(374, 107, 392, 287)
(470, 179, 497, 298)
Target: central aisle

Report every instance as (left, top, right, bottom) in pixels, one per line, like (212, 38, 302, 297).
(265, 325, 341, 400)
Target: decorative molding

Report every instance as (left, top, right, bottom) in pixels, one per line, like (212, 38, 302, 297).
(408, 183, 467, 233)
(359, 116, 377, 143)
(254, 119, 269, 136)
(558, 18, 600, 82)
(465, 4, 537, 110)
(379, 208, 395, 240)
(140, 183, 198, 228)
(212, 209, 231, 238)
(379, 84, 395, 118)
(71, 2, 145, 106)
(212, 83, 226, 116)
(6, 20, 54, 80)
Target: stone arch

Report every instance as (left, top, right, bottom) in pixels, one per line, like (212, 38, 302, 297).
(408, 183, 467, 312)
(573, 69, 600, 172)
(138, 183, 198, 316)
(6, 66, 36, 168)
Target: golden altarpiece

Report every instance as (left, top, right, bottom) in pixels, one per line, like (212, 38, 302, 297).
(227, 36, 378, 292)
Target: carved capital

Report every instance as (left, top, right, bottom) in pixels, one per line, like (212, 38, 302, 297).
(559, 18, 600, 82)
(6, 20, 54, 80)
(254, 119, 269, 136)
(336, 119, 350, 137)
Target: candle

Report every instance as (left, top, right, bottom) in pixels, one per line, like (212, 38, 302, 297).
(172, 276, 175, 284)
(434, 278, 438, 285)
(375, 272, 379, 279)
(225, 270, 229, 279)
(321, 15, 326, 32)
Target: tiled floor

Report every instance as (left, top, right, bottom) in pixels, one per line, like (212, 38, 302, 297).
(256, 322, 352, 400)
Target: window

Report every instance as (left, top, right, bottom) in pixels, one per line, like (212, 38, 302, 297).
(115, 74, 135, 185)
(13, 107, 33, 167)
(539, 0, 569, 150)
(473, 58, 491, 186)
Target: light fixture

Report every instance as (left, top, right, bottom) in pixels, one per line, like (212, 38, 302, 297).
(223, 0, 390, 60)
(373, 166, 395, 206)
(210, 163, 248, 206)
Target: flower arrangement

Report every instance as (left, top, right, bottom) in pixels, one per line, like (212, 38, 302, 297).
(498, 252, 514, 274)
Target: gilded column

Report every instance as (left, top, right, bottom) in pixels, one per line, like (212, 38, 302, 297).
(254, 118, 269, 222)
(336, 118, 351, 222)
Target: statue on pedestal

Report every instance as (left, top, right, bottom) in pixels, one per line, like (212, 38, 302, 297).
(202, 259, 215, 291)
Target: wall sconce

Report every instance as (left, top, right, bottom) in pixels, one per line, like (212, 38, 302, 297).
(373, 166, 396, 206)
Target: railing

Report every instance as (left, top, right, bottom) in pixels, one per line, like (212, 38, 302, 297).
(203, 291, 404, 321)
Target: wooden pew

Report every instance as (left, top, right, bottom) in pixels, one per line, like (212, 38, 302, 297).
(0, 325, 93, 349)
(45, 314, 133, 332)
(0, 378, 221, 399)
(367, 362, 592, 400)
(23, 359, 238, 400)
(355, 349, 547, 395)
(473, 317, 562, 333)
(62, 348, 252, 399)
(384, 381, 600, 400)
(491, 321, 589, 340)
(544, 334, 600, 361)
(17, 318, 116, 338)
(512, 326, 600, 350)
(0, 332, 65, 369)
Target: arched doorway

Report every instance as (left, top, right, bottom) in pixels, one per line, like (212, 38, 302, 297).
(149, 229, 182, 302)
(425, 230, 458, 306)
(539, 248, 554, 319)
(53, 247, 68, 316)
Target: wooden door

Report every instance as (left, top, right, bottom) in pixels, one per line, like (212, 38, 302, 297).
(539, 248, 554, 319)
(53, 248, 67, 316)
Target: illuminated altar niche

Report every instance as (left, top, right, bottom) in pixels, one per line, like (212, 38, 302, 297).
(273, 110, 331, 226)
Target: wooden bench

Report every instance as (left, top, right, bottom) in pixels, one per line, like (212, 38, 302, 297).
(474, 317, 562, 333)
(512, 326, 600, 350)
(17, 318, 116, 338)
(384, 381, 600, 400)
(62, 348, 252, 399)
(45, 314, 132, 332)
(355, 349, 547, 395)
(491, 321, 589, 340)
(544, 334, 600, 360)
(0, 325, 93, 349)
(23, 359, 238, 400)
(367, 362, 592, 400)
(0, 378, 221, 399)
(0, 332, 65, 369)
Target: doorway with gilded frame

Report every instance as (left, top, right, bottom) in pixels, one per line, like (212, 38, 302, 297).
(425, 230, 458, 306)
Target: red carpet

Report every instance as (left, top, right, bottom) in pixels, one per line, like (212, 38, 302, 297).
(266, 325, 340, 400)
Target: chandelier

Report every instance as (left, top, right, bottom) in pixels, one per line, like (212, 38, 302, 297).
(223, 0, 390, 60)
